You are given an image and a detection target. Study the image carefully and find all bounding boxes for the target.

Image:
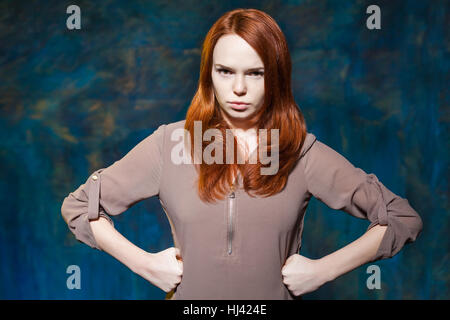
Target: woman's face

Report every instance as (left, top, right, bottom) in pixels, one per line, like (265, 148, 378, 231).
(211, 34, 265, 130)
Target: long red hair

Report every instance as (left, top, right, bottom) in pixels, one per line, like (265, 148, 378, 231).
(185, 8, 308, 203)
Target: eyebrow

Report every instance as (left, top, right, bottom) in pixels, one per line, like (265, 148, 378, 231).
(214, 64, 264, 72)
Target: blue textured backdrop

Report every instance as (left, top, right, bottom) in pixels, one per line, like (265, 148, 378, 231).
(0, 0, 448, 299)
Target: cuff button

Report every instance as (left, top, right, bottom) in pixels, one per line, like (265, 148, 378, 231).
(92, 175, 98, 181)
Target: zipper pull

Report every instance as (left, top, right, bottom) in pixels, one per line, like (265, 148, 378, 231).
(229, 182, 235, 198)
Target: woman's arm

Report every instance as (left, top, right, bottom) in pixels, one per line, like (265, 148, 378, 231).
(318, 224, 388, 283)
(281, 135, 423, 296)
(281, 224, 388, 296)
(61, 124, 183, 293)
(301, 138, 423, 262)
(61, 124, 166, 250)
(89, 216, 183, 293)
(89, 216, 149, 272)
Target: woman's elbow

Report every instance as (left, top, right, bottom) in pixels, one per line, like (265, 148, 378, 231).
(60, 196, 70, 224)
(408, 213, 423, 242)
(60, 193, 81, 225)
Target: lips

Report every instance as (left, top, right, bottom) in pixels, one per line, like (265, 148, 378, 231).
(229, 102, 249, 111)
(229, 101, 249, 105)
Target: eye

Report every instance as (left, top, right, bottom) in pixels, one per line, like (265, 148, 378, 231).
(249, 71, 264, 77)
(217, 68, 232, 75)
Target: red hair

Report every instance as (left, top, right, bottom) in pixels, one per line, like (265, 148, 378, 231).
(185, 8, 308, 203)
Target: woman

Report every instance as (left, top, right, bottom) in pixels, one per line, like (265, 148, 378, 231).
(61, 8, 423, 300)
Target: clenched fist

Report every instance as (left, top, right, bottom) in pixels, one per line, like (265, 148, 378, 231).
(133, 247, 183, 293)
(281, 254, 330, 297)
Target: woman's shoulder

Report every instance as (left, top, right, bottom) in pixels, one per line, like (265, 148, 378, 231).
(166, 119, 186, 129)
(299, 132, 317, 159)
(150, 119, 186, 137)
(158, 119, 186, 134)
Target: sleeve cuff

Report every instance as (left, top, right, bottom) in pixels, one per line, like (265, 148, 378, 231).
(88, 168, 104, 220)
(364, 174, 423, 261)
(74, 168, 115, 251)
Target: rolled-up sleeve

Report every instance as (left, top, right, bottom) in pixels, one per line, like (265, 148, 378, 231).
(61, 124, 166, 250)
(301, 136, 423, 262)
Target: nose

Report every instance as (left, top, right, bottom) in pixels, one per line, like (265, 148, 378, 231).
(232, 74, 247, 96)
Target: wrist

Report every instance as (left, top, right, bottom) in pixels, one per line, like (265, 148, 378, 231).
(316, 257, 335, 284)
(129, 249, 153, 274)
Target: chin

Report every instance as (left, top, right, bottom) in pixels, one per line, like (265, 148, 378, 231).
(229, 109, 253, 117)
(230, 112, 250, 118)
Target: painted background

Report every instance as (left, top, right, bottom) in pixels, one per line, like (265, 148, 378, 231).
(0, 0, 448, 299)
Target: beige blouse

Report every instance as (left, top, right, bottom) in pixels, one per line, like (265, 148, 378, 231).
(61, 119, 423, 299)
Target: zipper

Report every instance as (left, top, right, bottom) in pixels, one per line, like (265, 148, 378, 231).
(227, 180, 236, 255)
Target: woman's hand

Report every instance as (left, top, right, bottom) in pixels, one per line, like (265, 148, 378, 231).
(132, 247, 183, 293)
(281, 254, 330, 297)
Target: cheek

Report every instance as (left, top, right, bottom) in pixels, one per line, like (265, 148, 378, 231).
(213, 82, 228, 100)
(254, 83, 265, 105)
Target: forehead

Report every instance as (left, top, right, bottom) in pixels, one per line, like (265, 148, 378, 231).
(212, 34, 264, 69)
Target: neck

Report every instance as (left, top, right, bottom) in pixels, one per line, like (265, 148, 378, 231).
(220, 109, 258, 132)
